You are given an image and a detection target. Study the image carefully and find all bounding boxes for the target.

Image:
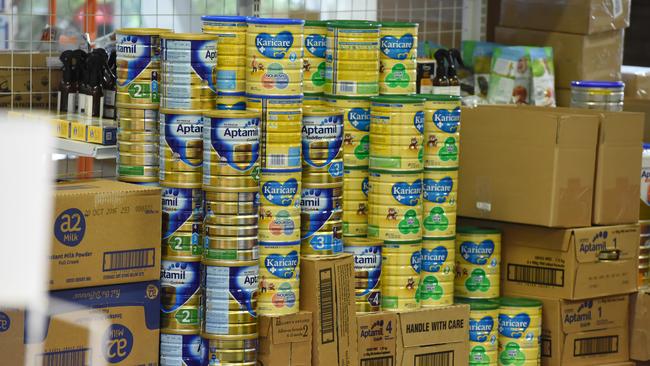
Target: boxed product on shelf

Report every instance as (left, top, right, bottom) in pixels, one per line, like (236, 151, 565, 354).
(300, 254, 357, 366)
(0, 51, 61, 109)
(356, 312, 398, 366)
(499, 0, 630, 35)
(0, 280, 160, 366)
(50, 179, 161, 290)
(630, 288, 650, 361)
(68, 116, 117, 145)
(258, 311, 313, 366)
(495, 27, 624, 89)
(622, 66, 650, 100)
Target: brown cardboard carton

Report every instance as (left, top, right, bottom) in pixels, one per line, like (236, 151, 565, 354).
(469, 218, 640, 299)
(355, 312, 398, 366)
(300, 254, 357, 366)
(630, 289, 650, 361)
(258, 311, 312, 366)
(458, 105, 600, 228)
(395, 305, 470, 366)
(0, 51, 61, 109)
(623, 66, 650, 100)
(624, 99, 650, 142)
(495, 27, 623, 89)
(556, 88, 571, 107)
(500, 0, 631, 35)
(50, 179, 161, 290)
(0, 280, 160, 366)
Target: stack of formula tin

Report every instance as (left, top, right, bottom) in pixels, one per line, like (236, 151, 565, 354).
(302, 20, 327, 106)
(116, 28, 169, 184)
(201, 109, 261, 365)
(246, 17, 305, 316)
(201, 16, 248, 110)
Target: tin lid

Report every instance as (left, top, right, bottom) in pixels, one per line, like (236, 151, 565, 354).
(383, 239, 422, 245)
(116, 28, 172, 35)
(369, 168, 423, 175)
(217, 91, 247, 97)
(303, 106, 343, 116)
(160, 108, 206, 115)
(370, 95, 426, 104)
(161, 32, 219, 41)
(420, 94, 462, 102)
(344, 237, 383, 247)
(379, 21, 419, 28)
(454, 297, 500, 310)
(246, 17, 305, 25)
(305, 20, 329, 27)
(570, 80, 625, 89)
(327, 20, 381, 29)
(499, 297, 542, 308)
(423, 236, 456, 241)
(457, 226, 500, 235)
(203, 109, 260, 119)
(424, 167, 459, 172)
(161, 255, 202, 263)
(201, 15, 247, 22)
(201, 259, 259, 267)
(246, 93, 304, 100)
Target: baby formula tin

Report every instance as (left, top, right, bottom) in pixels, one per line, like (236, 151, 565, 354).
(259, 169, 302, 242)
(161, 257, 202, 333)
(302, 107, 344, 172)
(117, 106, 159, 131)
(160, 333, 205, 366)
(325, 20, 381, 96)
(304, 92, 324, 106)
(203, 235, 259, 262)
(201, 15, 248, 56)
(202, 260, 259, 337)
(455, 226, 501, 299)
(344, 237, 382, 312)
(325, 95, 370, 167)
(217, 92, 247, 110)
(303, 20, 327, 94)
(301, 184, 344, 256)
(420, 237, 455, 307)
(378, 22, 417, 95)
(160, 32, 218, 95)
(258, 241, 301, 315)
(381, 241, 422, 311)
(162, 187, 203, 257)
(423, 94, 461, 169)
(455, 297, 500, 366)
(246, 17, 305, 96)
(422, 168, 458, 238)
(343, 167, 369, 236)
(159, 109, 204, 174)
(570, 80, 625, 112)
(498, 297, 542, 366)
(202, 334, 258, 366)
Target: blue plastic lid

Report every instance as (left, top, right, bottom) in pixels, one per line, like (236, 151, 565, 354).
(643, 143, 650, 150)
(571, 80, 625, 89)
(246, 17, 305, 25)
(201, 15, 247, 22)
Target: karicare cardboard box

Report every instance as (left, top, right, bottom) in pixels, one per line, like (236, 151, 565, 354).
(495, 27, 623, 89)
(630, 289, 650, 361)
(0, 280, 161, 366)
(623, 66, 650, 100)
(355, 311, 398, 366)
(50, 179, 161, 290)
(500, 0, 631, 35)
(300, 254, 357, 366)
(258, 311, 312, 366)
(458, 105, 600, 228)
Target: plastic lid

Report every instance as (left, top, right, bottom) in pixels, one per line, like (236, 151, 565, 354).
(457, 226, 500, 235)
(370, 95, 426, 104)
(327, 20, 381, 29)
(420, 94, 462, 102)
(499, 297, 542, 308)
(570, 80, 625, 89)
(201, 15, 247, 22)
(246, 17, 305, 25)
(305, 20, 329, 27)
(643, 143, 650, 150)
(455, 297, 500, 310)
(380, 21, 419, 28)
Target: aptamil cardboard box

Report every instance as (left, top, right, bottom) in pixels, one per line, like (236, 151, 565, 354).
(355, 311, 398, 366)
(630, 289, 650, 361)
(258, 311, 312, 366)
(0, 280, 160, 365)
(50, 180, 161, 290)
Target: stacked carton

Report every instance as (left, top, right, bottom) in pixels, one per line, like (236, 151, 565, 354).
(622, 66, 650, 142)
(458, 105, 644, 366)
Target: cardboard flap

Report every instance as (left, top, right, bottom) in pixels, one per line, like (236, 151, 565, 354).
(572, 260, 637, 299)
(399, 341, 467, 366)
(397, 305, 469, 347)
(560, 295, 628, 334)
(572, 224, 640, 263)
(562, 327, 628, 365)
(630, 290, 650, 361)
(270, 312, 312, 345)
(460, 218, 573, 252)
(56, 179, 160, 196)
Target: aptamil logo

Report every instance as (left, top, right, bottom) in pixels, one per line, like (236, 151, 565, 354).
(498, 313, 531, 339)
(460, 240, 495, 265)
(256, 31, 294, 59)
(244, 274, 258, 286)
(262, 179, 298, 206)
(348, 108, 370, 131)
(564, 300, 593, 324)
(380, 34, 414, 60)
(580, 231, 608, 254)
(470, 316, 494, 342)
(305, 34, 326, 58)
(176, 123, 203, 135)
(161, 267, 186, 280)
(360, 319, 386, 338)
(223, 127, 258, 138)
(355, 254, 379, 265)
(54, 208, 86, 247)
(302, 124, 338, 138)
(391, 180, 422, 206)
(103, 324, 133, 363)
(0, 312, 10, 332)
(204, 49, 217, 60)
(117, 36, 138, 54)
(433, 107, 461, 133)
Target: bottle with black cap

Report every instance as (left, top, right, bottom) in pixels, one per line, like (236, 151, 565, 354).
(78, 49, 105, 117)
(58, 50, 76, 112)
(432, 49, 450, 94)
(445, 48, 460, 96)
(102, 49, 117, 119)
(72, 49, 87, 114)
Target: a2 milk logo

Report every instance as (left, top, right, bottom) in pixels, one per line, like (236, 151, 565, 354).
(580, 231, 608, 255)
(305, 34, 326, 58)
(54, 208, 86, 247)
(565, 300, 593, 324)
(380, 34, 414, 60)
(256, 31, 294, 59)
(103, 324, 133, 363)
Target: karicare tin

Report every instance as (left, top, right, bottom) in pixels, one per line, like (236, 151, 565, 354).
(368, 169, 422, 206)
(367, 203, 422, 242)
(423, 94, 461, 133)
(160, 333, 205, 366)
(303, 20, 327, 94)
(327, 96, 370, 167)
(260, 170, 301, 208)
(381, 241, 422, 311)
(369, 134, 424, 171)
(370, 95, 425, 135)
(161, 257, 202, 333)
(217, 93, 247, 110)
(258, 241, 301, 315)
(202, 260, 258, 336)
(455, 226, 501, 299)
(344, 237, 382, 312)
(498, 297, 542, 366)
(201, 15, 248, 56)
(304, 92, 324, 106)
(343, 166, 369, 200)
(246, 94, 303, 110)
(378, 22, 418, 95)
(419, 237, 455, 307)
(455, 297, 500, 366)
(422, 168, 458, 238)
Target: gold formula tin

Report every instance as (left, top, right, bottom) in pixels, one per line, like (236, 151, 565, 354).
(423, 94, 461, 133)
(118, 131, 159, 143)
(160, 170, 202, 188)
(117, 167, 159, 183)
(201, 15, 248, 56)
(205, 200, 259, 216)
(304, 92, 324, 106)
(118, 152, 159, 166)
(367, 205, 423, 242)
(161, 157, 202, 172)
(202, 335, 257, 366)
(258, 242, 301, 315)
(301, 219, 343, 256)
(161, 97, 216, 110)
(370, 95, 425, 139)
(419, 237, 455, 307)
(118, 141, 158, 154)
(381, 241, 422, 311)
(118, 117, 159, 133)
(368, 169, 423, 206)
(303, 20, 327, 94)
(204, 190, 258, 203)
(161, 257, 202, 333)
(422, 168, 458, 238)
(203, 237, 259, 262)
(455, 227, 501, 299)
(202, 174, 259, 193)
(205, 224, 259, 237)
(344, 237, 383, 312)
(204, 214, 258, 227)
(217, 93, 247, 110)
(378, 22, 418, 95)
(498, 297, 542, 366)
(246, 94, 303, 111)
(423, 132, 460, 169)
(455, 297, 500, 364)
(163, 229, 202, 258)
(159, 333, 204, 366)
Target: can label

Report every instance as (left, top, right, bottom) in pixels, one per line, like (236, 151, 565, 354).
(258, 242, 300, 315)
(160, 113, 204, 169)
(455, 233, 500, 297)
(428, 105, 461, 134)
(422, 170, 457, 238)
(261, 176, 300, 207)
(381, 242, 421, 311)
(470, 311, 498, 349)
(344, 244, 382, 310)
(303, 31, 327, 93)
(204, 115, 260, 174)
(161, 259, 201, 299)
(302, 114, 344, 167)
(204, 264, 258, 335)
(160, 333, 205, 366)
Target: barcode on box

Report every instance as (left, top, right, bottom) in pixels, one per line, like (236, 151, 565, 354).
(541, 336, 552, 357)
(574, 335, 619, 357)
(361, 356, 393, 366)
(414, 350, 453, 366)
(319, 268, 334, 344)
(268, 154, 288, 167)
(103, 248, 156, 271)
(507, 264, 564, 287)
(36, 348, 91, 366)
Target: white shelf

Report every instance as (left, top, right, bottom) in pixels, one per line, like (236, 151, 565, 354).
(54, 138, 117, 160)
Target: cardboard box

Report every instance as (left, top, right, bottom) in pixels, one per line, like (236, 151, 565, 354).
(467, 218, 640, 299)
(259, 311, 313, 366)
(0, 51, 61, 109)
(0, 280, 160, 366)
(300, 254, 357, 366)
(500, 0, 631, 35)
(624, 99, 650, 142)
(50, 180, 161, 290)
(556, 88, 571, 108)
(356, 312, 398, 366)
(630, 289, 650, 361)
(623, 66, 650, 100)
(458, 105, 600, 228)
(495, 27, 623, 89)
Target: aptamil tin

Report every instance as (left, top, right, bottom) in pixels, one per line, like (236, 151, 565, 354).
(498, 297, 542, 366)
(161, 257, 202, 333)
(161, 96, 215, 110)
(343, 237, 382, 313)
(246, 18, 305, 96)
(258, 241, 301, 315)
(302, 107, 344, 171)
(381, 241, 422, 311)
(570, 80, 625, 112)
(159, 109, 204, 173)
(304, 20, 327, 94)
(117, 106, 159, 131)
(202, 260, 258, 336)
(160, 333, 205, 366)
(455, 297, 500, 366)
(203, 235, 259, 262)
(301, 184, 344, 256)
(422, 168, 458, 238)
(419, 237, 455, 307)
(455, 227, 501, 299)
(304, 92, 324, 106)
(422, 94, 461, 169)
(325, 20, 381, 96)
(378, 22, 418, 95)
(202, 334, 257, 366)
(160, 33, 218, 95)
(201, 15, 248, 56)
(325, 96, 370, 167)
(162, 187, 203, 256)
(118, 130, 159, 143)
(159, 171, 202, 189)
(217, 92, 247, 110)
